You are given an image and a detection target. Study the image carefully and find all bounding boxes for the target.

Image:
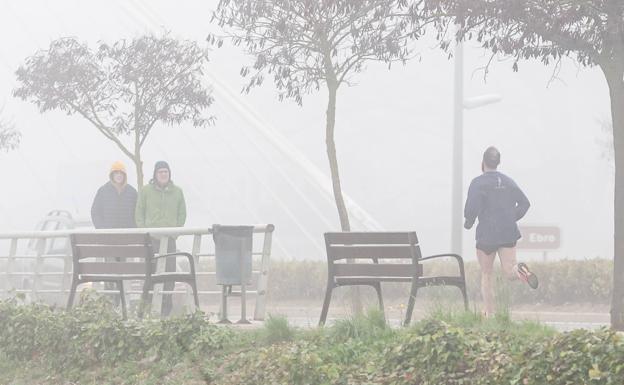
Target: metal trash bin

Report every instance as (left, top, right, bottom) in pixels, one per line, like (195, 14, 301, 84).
(213, 225, 254, 323)
(213, 225, 254, 285)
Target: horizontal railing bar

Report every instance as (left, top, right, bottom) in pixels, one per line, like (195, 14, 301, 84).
(0, 225, 275, 240)
(0, 256, 68, 260)
(4, 290, 259, 295)
(3, 270, 262, 277)
(4, 272, 67, 276)
(0, 254, 265, 259)
(1, 289, 260, 296)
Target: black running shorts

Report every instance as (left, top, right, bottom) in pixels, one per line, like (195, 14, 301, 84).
(476, 241, 517, 255)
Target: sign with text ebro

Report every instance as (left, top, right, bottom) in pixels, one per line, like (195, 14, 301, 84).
(517, 226, 560, 250)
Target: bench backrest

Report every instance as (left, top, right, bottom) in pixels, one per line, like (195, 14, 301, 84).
(70, 233, 153, 276)
(324, 232, 422, 278)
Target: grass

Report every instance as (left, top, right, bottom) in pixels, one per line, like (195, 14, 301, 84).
(328, 308, 392, 341)
(260, 314, 296, 344)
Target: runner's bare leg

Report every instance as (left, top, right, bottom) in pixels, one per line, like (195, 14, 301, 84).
(498, 247, 519, 281)
(477, 249, 496, 316)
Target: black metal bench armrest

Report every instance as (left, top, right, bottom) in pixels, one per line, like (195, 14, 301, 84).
(152, 252, 197, 275)
(419, 253, 466, 278)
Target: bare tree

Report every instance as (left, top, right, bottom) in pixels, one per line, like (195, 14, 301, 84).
(14, 35, 214, 188)
(211, 0, 426, 231)
(425, 0, 624, 330)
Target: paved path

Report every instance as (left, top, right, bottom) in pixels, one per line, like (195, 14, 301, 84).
(213, 302, 611, 332)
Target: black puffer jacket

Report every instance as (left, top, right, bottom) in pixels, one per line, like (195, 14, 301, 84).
(90, 182, 138, 229)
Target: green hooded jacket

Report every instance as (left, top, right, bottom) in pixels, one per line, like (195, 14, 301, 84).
(135, 182, 186, 228)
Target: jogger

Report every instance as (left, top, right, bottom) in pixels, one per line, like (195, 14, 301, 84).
(464, 147, 538, 316)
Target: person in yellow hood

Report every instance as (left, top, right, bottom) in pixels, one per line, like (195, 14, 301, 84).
(90, 161, 138, 306)
(91, 161, 138, 229)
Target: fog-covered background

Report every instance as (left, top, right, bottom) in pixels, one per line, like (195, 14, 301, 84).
(0, 0, 613, 260)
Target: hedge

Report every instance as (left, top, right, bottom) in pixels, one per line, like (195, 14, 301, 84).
(268, 258, 613, 305)
(1, 298, 623, 385)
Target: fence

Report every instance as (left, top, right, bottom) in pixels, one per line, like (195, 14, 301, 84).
(0, 225, 275, 320)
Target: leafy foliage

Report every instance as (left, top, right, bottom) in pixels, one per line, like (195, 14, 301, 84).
(211, 0, 426, 103)
(0, 292, 233, 377)
(14, 34, 214, 185)
(0, 121, 19, 151)
(1, 299, 623, 384)
(423, 0, 624, 71)
(211, 0, 431, 232)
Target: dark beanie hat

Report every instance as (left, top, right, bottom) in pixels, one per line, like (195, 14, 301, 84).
(153, 160, 171, 181)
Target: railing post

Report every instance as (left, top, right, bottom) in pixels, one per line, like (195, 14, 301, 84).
(187, 234, 202, 311)
(4, 238, 17, 298)
(254, 224, 274, 321)
(61, 236, 72, 303)
(32, 237, 45, 302)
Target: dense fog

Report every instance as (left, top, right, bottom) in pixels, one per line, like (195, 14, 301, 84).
(0, 0, 613, 260)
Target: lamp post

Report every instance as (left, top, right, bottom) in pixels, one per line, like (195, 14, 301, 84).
(451, 39, 502, 256)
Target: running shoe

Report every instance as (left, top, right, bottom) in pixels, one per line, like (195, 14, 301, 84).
(516, 262, 538, 289)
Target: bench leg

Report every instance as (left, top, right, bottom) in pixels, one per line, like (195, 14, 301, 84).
(459, 284, 469, 311)
(372, 282, 385, 318)
(139, 280, 152, 319)
(319, 283, 334, 326)
(118, 280, 127, 319)
(66, 280, 79, 311)
(404, 282, 419, 326)
(190, 280, 200, 311)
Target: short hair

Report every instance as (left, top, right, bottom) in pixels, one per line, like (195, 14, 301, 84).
(483, 146, 501, 169)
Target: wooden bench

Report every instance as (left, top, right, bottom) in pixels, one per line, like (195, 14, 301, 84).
(319, 232, 468, 326)
(66, 233, 200, 318)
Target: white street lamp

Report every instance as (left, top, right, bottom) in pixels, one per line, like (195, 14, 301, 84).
(464, 94, 503, 110)
(451, 40, 502, 256)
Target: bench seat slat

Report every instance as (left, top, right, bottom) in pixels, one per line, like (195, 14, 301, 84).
(78, 262, 146, 275)
(325, 232, 417, 245)
(328, 245, 416, 259)
(74, 245, 152, 259)
(418, 276, 465, 286)
(335, 277, 413, 284)
(79, 274, 147, 281)
(333, 263, 421, 277)
(72, 233, 150, 245)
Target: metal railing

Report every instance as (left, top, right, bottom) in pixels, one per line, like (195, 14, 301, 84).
(0, 224, 275, 320)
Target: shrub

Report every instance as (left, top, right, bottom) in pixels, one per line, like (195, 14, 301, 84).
(515, 328, 624, 385)
(268, 258, 613, 305)
(0, 292, 234, 374)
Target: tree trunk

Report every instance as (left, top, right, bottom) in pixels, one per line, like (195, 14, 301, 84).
(133, 154, 144, 191)
(325, 82, 351, 231)
(325, 81, 363, 314)
(134, 125, 145, 190)
(602, 63, 624, 330)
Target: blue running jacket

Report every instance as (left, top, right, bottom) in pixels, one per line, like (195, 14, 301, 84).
(464, 171, 530, 245)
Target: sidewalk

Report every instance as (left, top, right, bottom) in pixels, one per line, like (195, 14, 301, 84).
(209, 299, 611, 331)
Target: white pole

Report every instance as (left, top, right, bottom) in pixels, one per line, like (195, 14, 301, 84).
(451, 38, 464, 255)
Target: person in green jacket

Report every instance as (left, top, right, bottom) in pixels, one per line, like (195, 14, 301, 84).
(136, 160, 186, 316)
